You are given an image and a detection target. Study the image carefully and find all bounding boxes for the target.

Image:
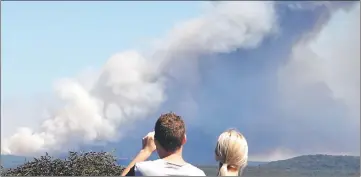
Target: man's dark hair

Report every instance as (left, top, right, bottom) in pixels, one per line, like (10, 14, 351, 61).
(154, 112, 186, 152)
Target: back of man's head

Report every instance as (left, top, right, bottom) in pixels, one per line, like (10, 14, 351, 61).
(154, 112, 186, 153)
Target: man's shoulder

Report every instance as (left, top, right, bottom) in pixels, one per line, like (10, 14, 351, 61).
(135, 159, 161, 171)
(183, 164, 206, 176)
(135, 159, 176, 176)
(135, 160, 206, 176)
(134, 159, 164, 174)
(136, 159, 163, 167)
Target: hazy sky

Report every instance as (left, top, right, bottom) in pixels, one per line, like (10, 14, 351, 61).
(1, 1, 360, 162)
(1, 1, 203, 97)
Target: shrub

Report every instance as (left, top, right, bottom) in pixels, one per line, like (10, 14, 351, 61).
(1, 151, 124, 176)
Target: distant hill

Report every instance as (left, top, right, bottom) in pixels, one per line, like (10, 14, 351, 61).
(263, 154, 360, 170)
(200, 155, 360, 177)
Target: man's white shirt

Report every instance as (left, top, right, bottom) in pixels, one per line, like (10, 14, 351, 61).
(134, 159, 206, 176)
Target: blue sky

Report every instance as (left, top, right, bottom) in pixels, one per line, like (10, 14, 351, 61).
(1, 1, 203, 97)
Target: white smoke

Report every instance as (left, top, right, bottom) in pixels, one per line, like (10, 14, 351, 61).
(274, 2, 360, 159)
(279, 2, 360, 124)
(1, 1, 278, 156)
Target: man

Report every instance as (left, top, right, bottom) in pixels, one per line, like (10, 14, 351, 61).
(121, 112, 206, 176)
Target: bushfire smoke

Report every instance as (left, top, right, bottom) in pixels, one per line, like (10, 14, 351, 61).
(1, 1, 360, 161)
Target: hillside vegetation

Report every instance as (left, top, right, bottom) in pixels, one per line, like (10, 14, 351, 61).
(1, 152, 123, 176)
(1, 152, 360, 176)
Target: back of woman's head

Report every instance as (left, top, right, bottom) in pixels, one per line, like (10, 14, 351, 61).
(215, 129, 248, 176)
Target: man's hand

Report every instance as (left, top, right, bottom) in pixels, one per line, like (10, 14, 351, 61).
(142, 131, 156, 153)
(121, 131, 156, 176)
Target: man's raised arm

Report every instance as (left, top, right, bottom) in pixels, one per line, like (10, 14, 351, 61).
(121, 132, 156, 176)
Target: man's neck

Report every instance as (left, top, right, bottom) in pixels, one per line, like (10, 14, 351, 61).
(160, 149, 187, 165)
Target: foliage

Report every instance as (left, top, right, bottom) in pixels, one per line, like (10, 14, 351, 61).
(1, 151, 124, 176)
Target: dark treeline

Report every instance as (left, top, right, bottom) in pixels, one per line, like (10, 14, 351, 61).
(0, 151, 124, 176)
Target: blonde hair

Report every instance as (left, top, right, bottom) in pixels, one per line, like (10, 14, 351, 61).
(215, 129, 248, 176)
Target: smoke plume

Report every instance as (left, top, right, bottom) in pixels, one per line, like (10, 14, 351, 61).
(2, 1, 277, 156)
(1, 1, 359, 161)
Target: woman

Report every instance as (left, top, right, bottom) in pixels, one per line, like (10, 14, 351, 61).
(215, 129, 248, 176)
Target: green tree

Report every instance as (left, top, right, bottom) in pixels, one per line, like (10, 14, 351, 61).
(1, 151, 124, 176)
